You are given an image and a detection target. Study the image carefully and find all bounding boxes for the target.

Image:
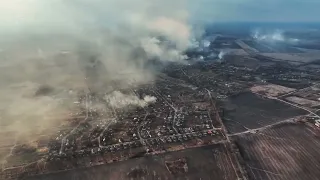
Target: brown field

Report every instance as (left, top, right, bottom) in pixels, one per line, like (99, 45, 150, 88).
(233, 123, 320, 180)
(250, 84, 295, 97)
(286, 96, 320, 108)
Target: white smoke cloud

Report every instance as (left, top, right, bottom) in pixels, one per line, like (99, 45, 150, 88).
(251, 28, 299, 43)
(252, 29, 284, 41)
(105, 91, 156, 109)
(218, 50, 226, 60)
(203, 40, 211, 48)
(140, 37, 188, 62)
(0, 0, 198, 144)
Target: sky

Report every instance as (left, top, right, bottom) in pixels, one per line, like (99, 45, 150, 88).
(0, 0, 319, 33)
(190, 0, 320, 23)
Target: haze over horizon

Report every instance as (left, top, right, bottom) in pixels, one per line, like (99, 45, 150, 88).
(1, 0, 320, 34)
(190, 0, 320, 23)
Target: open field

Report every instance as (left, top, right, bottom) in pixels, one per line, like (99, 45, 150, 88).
(285, 96, 320, 108)
(223, 92, 307, 134)
(242, 40, 275, 53)
(233, 123, 320, 180)
(250, 84, 295, 97)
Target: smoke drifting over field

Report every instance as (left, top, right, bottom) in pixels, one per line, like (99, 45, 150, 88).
(251, 28, 299, 43)
(0, 0, 200, 143)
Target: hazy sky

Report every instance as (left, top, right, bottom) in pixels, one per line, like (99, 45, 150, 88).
(190, 0, 320, 22)
(0, 0, 319, 32)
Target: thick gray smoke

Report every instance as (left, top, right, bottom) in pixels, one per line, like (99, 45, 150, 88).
(0, 0, 200, 148)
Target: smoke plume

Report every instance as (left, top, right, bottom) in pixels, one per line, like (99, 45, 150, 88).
(251, 28, 299, 43)
(0, 0, 199, 150)
(105, 91, 157, 109)
(218, 50, 227, 60)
